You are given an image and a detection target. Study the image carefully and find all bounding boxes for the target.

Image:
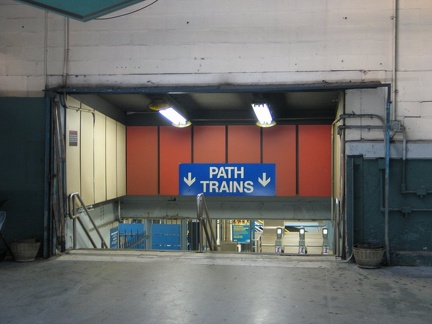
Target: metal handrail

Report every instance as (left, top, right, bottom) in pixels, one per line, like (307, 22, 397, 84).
(68, 192, 108, 249)
(196, 193, 218, 252)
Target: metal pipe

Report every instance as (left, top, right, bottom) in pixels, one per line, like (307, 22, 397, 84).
(392, 0, 399, 120)
(380, 207, 432, 214)
(384, 85, 392, 265)
(340, 127, 346, 258)
(330, 118, 335, 253)
(337, 113, 385, 127)
(337, 125, 383, 132)
(43, 96, 51, 258)
(54, 103, 66, 251)
(62, 17, 69, 86)
(402, 127, 408, 192)
(197, 193, 204, 252)
(44, 12, 48, 89)
(196, 193, 218, 252)
(202, 198, 217, 251)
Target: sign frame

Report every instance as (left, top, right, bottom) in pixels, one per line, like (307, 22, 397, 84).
(179, 163, 276, 196)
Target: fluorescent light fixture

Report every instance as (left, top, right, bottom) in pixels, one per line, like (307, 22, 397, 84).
(251, 102, 276, 127)
(159, 107, 191, 127)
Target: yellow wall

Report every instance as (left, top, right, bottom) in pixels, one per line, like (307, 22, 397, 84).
(80, 107, 94, 203)
(65, 96, 126, 205)
(66, 97, 81, 196)
(94, 111, 107, 203)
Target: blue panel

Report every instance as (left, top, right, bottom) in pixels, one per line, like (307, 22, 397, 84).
(151, 224, 181, 250)
(152, 235, 180, 245)
(179, 163, 276, 196)
(16, 0, 147, 22)
(152, 224, 181, 235)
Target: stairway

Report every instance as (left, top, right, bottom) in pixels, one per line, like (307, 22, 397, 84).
(260, 220, 284, 253)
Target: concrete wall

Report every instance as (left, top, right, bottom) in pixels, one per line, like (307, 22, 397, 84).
(2, 0, 432, 262)
(1, 0, 432, 141)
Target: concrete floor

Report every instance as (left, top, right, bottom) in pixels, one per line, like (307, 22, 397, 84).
(0, 251, 431, 324)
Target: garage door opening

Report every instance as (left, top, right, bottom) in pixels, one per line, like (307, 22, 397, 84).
(51, 83, 388, 258)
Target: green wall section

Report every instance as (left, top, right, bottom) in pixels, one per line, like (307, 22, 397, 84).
(0, 97, 47, 245)
(350, 157, 432, 265)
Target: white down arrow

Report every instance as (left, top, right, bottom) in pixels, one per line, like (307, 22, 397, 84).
(258, 173, 271, 187)
(184, 172, 196, 186)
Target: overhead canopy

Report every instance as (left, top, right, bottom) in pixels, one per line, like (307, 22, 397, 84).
(58, 82, 383, 126)
(15, 0, 147, 21)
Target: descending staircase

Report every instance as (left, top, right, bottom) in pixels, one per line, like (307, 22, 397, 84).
(260, 220, 284, 253)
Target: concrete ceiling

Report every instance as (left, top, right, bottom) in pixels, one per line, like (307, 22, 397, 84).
(72, 89, 341, 126)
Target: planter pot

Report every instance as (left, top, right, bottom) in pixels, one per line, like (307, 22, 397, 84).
(353, 244, 385, 269)
(10, 238, 41, 262)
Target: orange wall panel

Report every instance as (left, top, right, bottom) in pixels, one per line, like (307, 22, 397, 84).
(193, 126, 226, 163)
(126, 126, 158, 195)
(263, 125, 296, 196)
(298, 125, 331, 197)
(227, 126, 260, 163)
(159, 127, 192, 195)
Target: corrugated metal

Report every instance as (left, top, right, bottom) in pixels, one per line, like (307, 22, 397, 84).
(126, 126, 159, 195)
(159, 127, 192, 195)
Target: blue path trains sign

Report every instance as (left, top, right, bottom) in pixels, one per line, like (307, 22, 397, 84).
(179, 163, 276, 196)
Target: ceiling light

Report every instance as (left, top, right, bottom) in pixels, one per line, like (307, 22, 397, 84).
(159, 107, 191, 128)
(148, 98, 170, 111)
(251, 102, 276, 127)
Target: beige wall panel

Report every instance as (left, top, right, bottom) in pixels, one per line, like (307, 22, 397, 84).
(332, 95, 343, 200)
(80, 108, 94, 204)
(65, 100, 81, 196)
(106, 117, 117, 200)
(94, 111, 106, 203)
(116, 122, 126, 197)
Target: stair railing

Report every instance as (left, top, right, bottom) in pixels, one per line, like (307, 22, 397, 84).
(68, 192, 108, 249)
(196, 193, 218, 252)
